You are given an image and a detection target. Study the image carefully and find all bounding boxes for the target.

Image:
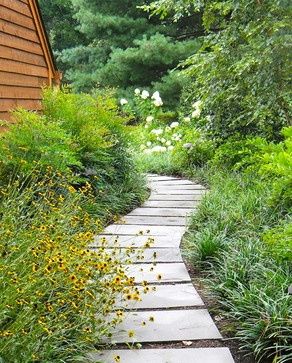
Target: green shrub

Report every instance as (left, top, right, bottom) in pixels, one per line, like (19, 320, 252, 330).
(0, 110, 80, 185)
(173, 128, 215, 169)
(263, 220, 292, 266)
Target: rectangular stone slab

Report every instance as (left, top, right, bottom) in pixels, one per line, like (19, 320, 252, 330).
(126, 263, 191, 283)
(105, 248, 183, 263)
(128, 208, 193, 217)
(122, 216, 187, 226)
(91, 234, 182, 248)
(152, 185, 205, 191)
(118, 283, 204, 309)
(106, 309, 222, 343)
(148, 180, 197, 186)
(152, 189, 205, 195)
(143, 200, 197, 209)
(147, 177, 179, 182)
(149, 194, 203, 201)
(89, 348, 235, 363)
(103, 224, 185, 236)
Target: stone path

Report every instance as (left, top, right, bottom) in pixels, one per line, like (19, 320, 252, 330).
(89, 174, 235, 363)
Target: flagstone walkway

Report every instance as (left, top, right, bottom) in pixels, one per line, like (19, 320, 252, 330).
(89, 174, 235, 363)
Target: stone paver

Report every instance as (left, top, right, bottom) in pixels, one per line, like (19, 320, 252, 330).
(91, 234, 182, 248)
(149, 194, 203, 201)
(129, 207, 193, 217)
(89, 348, 234, 363)
(97, 248, 183, 263)
(143, 200, 197, 208)
(148, 179, 197, 185)
(127, 263, 191, 283)
(118, 283, 204, 309)
(104, 224, 185, 236)
(94, 174, 234, 363)
(152, 185, 205, 191)
(152, 189, 205, 195)
(106, 309, 222, 343)
(122, 215, 187, 226)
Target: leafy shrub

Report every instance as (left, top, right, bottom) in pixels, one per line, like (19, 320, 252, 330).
(0, 110, 80, 185)
(257, 127, 292, 211)
(173, 127, 215, 168)
(263, 220, 292, 266)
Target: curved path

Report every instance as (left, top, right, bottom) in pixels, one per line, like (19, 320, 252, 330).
(89, 174, 235, 363)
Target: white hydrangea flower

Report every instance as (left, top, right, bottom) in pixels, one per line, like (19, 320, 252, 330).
(151, 128, 163, 135)
(153, 97, 163, 107)
(120, 98, 128, 105)
(141, 90, 150, 99)
(134, 88, 141, 95)
(146, 141, 152, 147)
(183, 117, 191, 122)
(192, 109, 201, 119)
(144, 148, 153, 154)
(145, 124, 149, 129)
(165, 126, 171, 132)
(151, 91, 160, 100)
(192, 100, 203, 109)
(168, 145, 174, 151)
(146, 116, 154, 123)
(161, 138, 166, 144)
(166, 141, 172, 147)
(170, 122, 179, 128)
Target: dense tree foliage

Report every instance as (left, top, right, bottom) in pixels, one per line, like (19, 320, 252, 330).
(39, 0, 201, 103)
(147, 0, 291, 140)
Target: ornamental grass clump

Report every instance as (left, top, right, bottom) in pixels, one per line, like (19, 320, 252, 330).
(0, 172, 144, 362)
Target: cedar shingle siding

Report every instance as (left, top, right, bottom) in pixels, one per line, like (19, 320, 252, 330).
(0, 0, 60, 121)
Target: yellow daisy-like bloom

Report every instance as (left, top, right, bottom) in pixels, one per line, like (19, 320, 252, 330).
(128, 330, 135, 338)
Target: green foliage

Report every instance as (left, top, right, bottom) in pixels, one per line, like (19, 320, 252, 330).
(210, 136, 267, 170)
(263, 220, 292, 266)
(257, 127, 292, 211)
(173, 127, 215, 168)
(185, 170, 291, 362)
(48, 0, 201, 102)
(0, 110, 80, 184)
(149, 0, 291, 140)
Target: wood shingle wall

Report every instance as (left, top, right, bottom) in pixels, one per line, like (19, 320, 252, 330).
(0, 0, 60, 121)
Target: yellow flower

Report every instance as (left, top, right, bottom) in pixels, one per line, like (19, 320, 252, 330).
(128, 330, 135, 338)
(114, 355, 121, 362)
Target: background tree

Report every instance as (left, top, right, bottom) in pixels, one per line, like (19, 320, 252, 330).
(147, 0, 291, 139)
(40, 0, 201, 105)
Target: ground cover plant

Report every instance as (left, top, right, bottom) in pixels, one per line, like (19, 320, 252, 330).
(0, 89, 148, 362)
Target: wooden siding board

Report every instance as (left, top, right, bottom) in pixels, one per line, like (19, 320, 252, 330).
(0, 0, 32, 17)
(0, 5, 35, 30)
(0, 71, 48, 87)
(0, 45, 46, 67)
(0, 19, 40, 42)
(0, 99, 42, 112)
(0, 58, 48, 77)
(0, 32, 43, 55)
(0, 111, 13, 120)
(0, 85, 42, 99)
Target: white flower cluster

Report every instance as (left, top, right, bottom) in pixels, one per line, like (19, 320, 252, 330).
(120, 98, 128, 106)
(191, 100, 203, 119)
(151, 91, 163, 107)
(134, 89, 163, 107)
